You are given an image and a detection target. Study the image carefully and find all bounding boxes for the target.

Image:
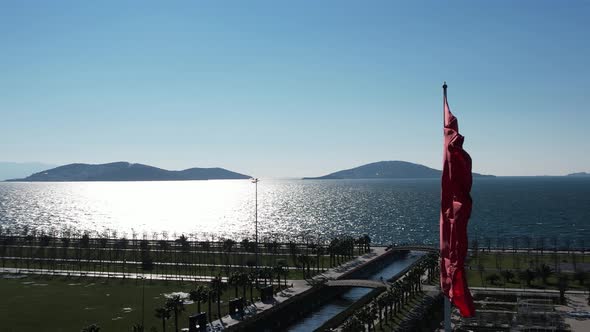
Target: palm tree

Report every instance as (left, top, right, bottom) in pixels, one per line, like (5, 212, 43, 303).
(390, 282, 399, 314)
(519, 269, 536, 287)
(477, 263, 486, 286)
(574, 270, 588, 286)
(222, 239, 236, 270)
(37, 232, 50, 271)
(211, 275, 226, 321)
(355, 308, 371, 332)
(376, 294, 387, 329)
(536, 264, 552, 285)
(558, 274, 569, 304)
(131, 323, 144, 332)
(369, 302, 379, 332)
(175, 234, 190, 278)
(388, 288, 396, 318)
(61, 235, 71, 274)
(165, 295, 185, 332)
(154, 307, 171, 332)
(486, 273, 501, 286)
(403, 277, 412, 303)
(238, 272, 249, 300)
(262, 267, 273, 286)
(500, 270, 515, 285)
(362, 234, 371, 253)
(206, 286, 213, 323)
(393, 282, 403, 314)
(156, 239, 166, 275)
(282, 264, 289, 287)
(175, 234, 190, 251)
(189, 285, 208, 313)
(98, 236, 108, 276)
(414, 265, 425, 291)
(341, 316, 363, 332)
(81, 323, 100, 332)
(228, 272, 240, 298)
(273, 263, 286, 289)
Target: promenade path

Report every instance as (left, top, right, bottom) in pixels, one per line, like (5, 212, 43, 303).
(0, 256, 303, 270)
(389, 245, 438, 253)
(309, 278, 389, 332)
(326, 279, 387, 289)
(470, 286, 590, 296)
(0, 266, 232, 282)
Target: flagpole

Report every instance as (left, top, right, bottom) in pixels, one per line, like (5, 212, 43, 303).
(444, 297, 451, 331)
(442, 81, 452, 332)
(443, 81, 448, 124)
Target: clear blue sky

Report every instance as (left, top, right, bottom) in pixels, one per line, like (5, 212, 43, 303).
(1, 1, 589, 178)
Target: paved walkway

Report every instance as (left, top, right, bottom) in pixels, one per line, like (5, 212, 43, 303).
(470, 286, 590, 295)
(0, 266, 235, 282)
(0, 256, 303, 270)
(326, 279, 386, 289)
(477, 248, 590, 255)
(555, 293, 590, 332)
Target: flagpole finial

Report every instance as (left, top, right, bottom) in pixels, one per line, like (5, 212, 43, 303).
(443, 81, 448, 97)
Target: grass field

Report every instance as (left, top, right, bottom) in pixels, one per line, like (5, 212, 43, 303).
(0, 274, 252, 332)
(465, 251, 590, 290)
(468, 251, 589, 270)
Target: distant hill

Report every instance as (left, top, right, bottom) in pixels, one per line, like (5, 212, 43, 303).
(567, 172, 590, 177)
(0, 162, 56, 181)
(303, 161, 494, 179)
(6, 162, 250, 182)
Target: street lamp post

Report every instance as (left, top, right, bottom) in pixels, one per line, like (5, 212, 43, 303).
(251, 178, 259, 268)
(139, 276, 145, 330)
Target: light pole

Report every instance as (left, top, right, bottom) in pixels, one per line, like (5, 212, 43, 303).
(251, 178, 259, 268)
(139, 275, 145, 330)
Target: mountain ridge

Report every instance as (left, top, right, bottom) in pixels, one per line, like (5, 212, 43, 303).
(6, 162, 250, 182)
(303, 161, 495, 179)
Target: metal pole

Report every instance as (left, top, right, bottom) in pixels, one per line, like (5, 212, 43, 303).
(252, 178, 259, 269)
(443, 81, 448, 125)
(443, 81, 451, 332)
(444, 296, 451, 331)
(255, 179, 258, 268)
(141, 276, 145, 329)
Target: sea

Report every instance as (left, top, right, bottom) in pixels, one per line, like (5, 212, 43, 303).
(0, 177, 588, 246)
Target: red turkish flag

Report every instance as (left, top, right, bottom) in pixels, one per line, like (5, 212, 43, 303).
(440, 89, 476, 317)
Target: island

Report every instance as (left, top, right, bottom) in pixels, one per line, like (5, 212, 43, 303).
(303, 160, 495, 179)
(566, 172, 590, 177)
(6, 162, 250, 182)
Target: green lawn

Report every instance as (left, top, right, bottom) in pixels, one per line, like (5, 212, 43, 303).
(466, 269, 587, 290)
(467, 251, 589, 271)
(465, 251, 590, 290)
(0, 275, 259, 332)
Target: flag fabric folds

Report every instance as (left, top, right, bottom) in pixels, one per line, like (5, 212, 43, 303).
(440, 90, 476, 317)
